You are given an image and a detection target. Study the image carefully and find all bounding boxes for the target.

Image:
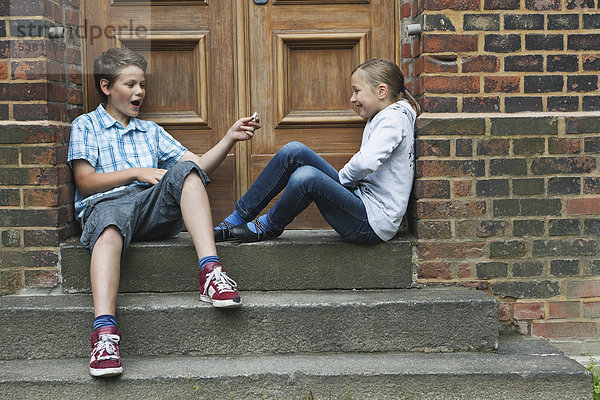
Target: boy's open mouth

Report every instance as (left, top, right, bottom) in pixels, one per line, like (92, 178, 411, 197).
(131, 100, 141, 107)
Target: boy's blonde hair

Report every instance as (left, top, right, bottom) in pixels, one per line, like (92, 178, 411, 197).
(94, 48, 148, 102)
(353, 58, 421, 116)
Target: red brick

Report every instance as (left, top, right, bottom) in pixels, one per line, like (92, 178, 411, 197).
(13, 103, 49, 121)
(47, 60, 65, 82)
(514, 302, 545, 320)
(67, 88, 83, 105)
(417, 220, 453, 239)
(486, 0, 520, 9)
(400, 2, 412, 18)
(47, 82, 66, 102)
(415, 180, 450, 198)
(454, 180, 472, 197)
(455, 220, 475, 238)
(423, 34, 478, 53)
(65, 9, 81, 26)
(9, 40, 45, 58)
(584, 178, 600, 194)
(566, 198, 600, 215)
(401, 43, 412, 59)
(0, 62, 6, 80)
(401, 62, 410, 79)
(423, 56, 458, 73)
(413, 38, 422, 58)
(422, 0, 480, 10)
(68, 67, 82, 85)
(462, 55, 499, 73)
(423, 76, 479, 94)
(548, 138, 581, 155)
(484, 76, 520, 93)
(24, 270, 59, 289)
(565, 280, 600, 298)
(417, 200, 486, 219)
(583, 301, 600, 318)
(417, 159, 484, 178)
(24, 229, 60, 247)
(66, 47, 82, 65)
(526, 0, 561, 10)
(0, 82, 47, 101)
(498, 301, 512, 321)
(45, 40, 65, 63)
(518, 321, 530, 335)
(11, 61, 46, 80)
(418, 241, 485, 260)
(21, 145, 66, 165)
(24, 188, 61, 207)
(548, 301, 581, 319)
(532, 321, 598, 338)
(418, 262, 452, 279)
(458, 263, 472, 279)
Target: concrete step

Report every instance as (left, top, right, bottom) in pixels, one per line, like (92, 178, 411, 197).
(0, 335, 591, 400)
(60, 230, 416, 293)
(0, 288, 497, 360)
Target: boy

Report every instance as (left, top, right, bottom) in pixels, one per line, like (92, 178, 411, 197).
(68, 48, 259, 377)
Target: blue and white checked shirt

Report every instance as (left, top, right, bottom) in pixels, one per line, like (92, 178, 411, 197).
(68, 104, 187, 220)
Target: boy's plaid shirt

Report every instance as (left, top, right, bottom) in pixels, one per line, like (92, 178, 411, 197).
(68, 104, 187, 220)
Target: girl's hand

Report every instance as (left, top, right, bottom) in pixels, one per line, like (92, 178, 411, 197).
(227, 114, 261, 142)
(134, 168, 167, 185)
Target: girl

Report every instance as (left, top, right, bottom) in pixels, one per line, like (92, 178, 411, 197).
(214, 58, 421, 244)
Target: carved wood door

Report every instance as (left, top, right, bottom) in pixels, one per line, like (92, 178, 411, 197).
(83, 0, 398, 228)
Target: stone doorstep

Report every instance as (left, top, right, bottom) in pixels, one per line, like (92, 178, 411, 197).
(0, 288, 498, 360)
(60, 230, 416, 293)
(0, 335, 591, 400)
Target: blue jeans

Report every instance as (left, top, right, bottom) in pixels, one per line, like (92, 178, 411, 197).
(235, 142, 382, 244)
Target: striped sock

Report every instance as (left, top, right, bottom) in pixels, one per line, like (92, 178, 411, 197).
(94, 314, 117, 331)
(199, 255, 220, 271)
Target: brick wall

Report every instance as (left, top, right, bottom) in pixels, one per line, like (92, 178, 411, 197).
(400, 0, 600, 113)
(400, 0, 600, 339)
(414, 114, 600, 338)
(0, 0, 82, 294)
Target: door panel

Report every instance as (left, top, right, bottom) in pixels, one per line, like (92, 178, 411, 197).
(83, 1, 235, 224)
(246, 0, 397, 228)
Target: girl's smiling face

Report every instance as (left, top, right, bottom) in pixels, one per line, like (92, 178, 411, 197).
(102, 65, 146, 126)
(350, 70, 388, 120)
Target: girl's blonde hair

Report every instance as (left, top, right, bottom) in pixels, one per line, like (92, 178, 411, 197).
(353, 58, 421, 116)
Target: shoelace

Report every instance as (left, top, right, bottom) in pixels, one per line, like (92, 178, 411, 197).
(215, 221, 234, 239)
(216, 221, 234, 231)
(251, 218, 272, 238)
(92, 334, 120, 362)
(204, 266, 238, 294)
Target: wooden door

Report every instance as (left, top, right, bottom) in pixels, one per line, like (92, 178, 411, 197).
(242, 0, 398, 228)
(83, 1, 398, 228)
(82, 0, 240, 223)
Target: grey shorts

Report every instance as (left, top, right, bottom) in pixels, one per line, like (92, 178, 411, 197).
(79, 161, 210, 254)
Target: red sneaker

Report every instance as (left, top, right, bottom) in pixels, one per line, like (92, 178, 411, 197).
(89, 326, 123, 377)
(198, 261, 242, 308)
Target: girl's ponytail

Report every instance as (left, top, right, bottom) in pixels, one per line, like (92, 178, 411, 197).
(401, 87, 422, 117)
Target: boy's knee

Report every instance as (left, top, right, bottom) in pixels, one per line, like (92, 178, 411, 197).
(166, 161, 209, 190)
(95, 226, 123, 248)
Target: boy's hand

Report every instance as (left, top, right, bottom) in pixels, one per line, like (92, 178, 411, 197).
(134, 168, 167, 185)
(226, 114, 261, 142)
